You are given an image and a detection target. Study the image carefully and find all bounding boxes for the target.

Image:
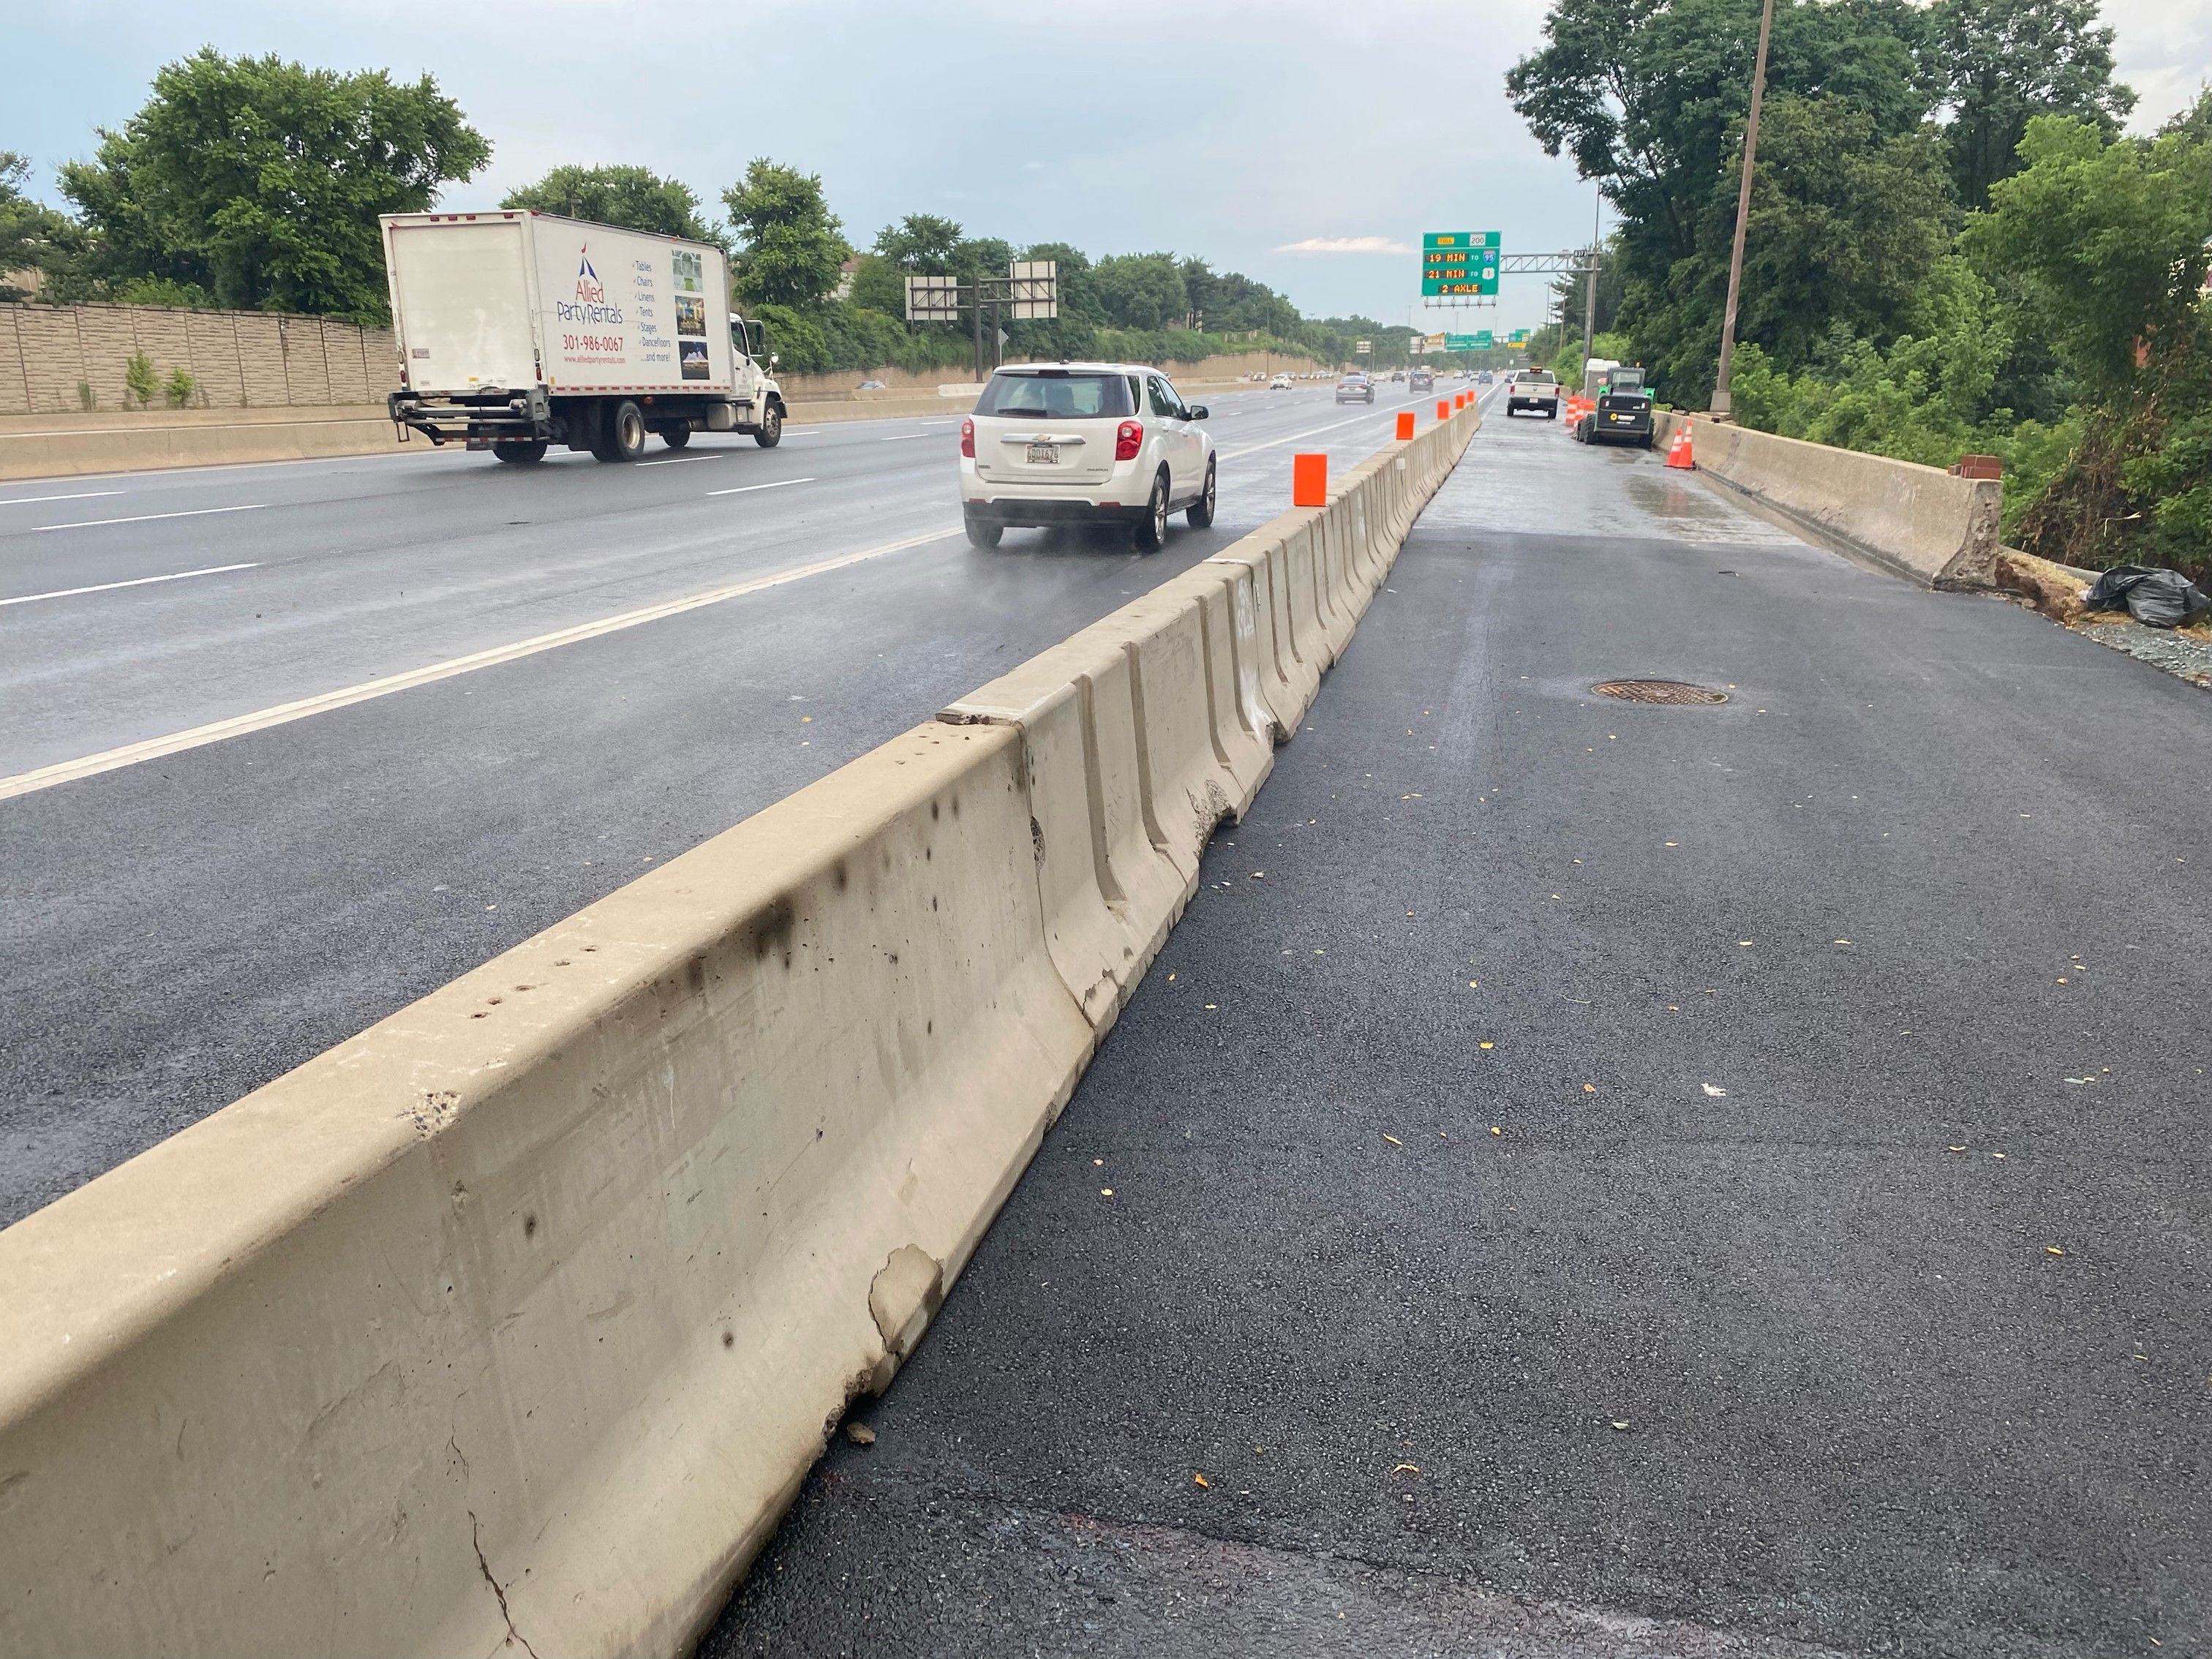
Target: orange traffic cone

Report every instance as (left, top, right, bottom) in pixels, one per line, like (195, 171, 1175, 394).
(1665, 422, 1696, 470)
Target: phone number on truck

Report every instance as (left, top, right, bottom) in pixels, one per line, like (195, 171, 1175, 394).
(562, 334, 626, 354)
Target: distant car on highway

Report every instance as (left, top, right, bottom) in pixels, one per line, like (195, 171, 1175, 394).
(1269, 372, 1295, 390)
(959, 362, 1215, 553)
(1336, 373, 1375, 405)
(1478, 369, 1494, 385)
(1408, 367, 1434, 394)
(1506, 369, 1560, 419)
(857, 378, 887, 391)
(1389, 369, 1406, 383)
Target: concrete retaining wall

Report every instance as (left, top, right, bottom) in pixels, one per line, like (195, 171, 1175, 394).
(0, 402, 1478, 1658)
(1655, 410, 2001, 590)
(1, 301, 395, 415)
(0, 395, 970, 482)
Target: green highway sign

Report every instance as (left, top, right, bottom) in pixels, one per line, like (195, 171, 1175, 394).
(1442, 331, 1494, 351)
(1422, 231, 1500, 297)
(1507, 328, 1532, 345)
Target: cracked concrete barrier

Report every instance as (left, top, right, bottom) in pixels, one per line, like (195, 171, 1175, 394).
(1653, 410, 2000, 590)
(0, 398, 1483, 1659)
(0, 719, 1091, 1659)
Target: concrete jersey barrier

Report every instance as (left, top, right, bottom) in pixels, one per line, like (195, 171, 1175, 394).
(0, 401, 1480, 1658)
(1655, 410, 2001, 590)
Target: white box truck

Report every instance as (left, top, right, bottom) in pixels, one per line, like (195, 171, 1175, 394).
(380, 210, 786, 463)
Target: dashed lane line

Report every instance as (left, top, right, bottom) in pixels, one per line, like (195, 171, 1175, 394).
(1, 562, 259, 609)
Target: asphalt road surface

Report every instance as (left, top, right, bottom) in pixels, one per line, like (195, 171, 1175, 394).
(703, 401, 2211, 1656)
(0, 381, 1447, 1224)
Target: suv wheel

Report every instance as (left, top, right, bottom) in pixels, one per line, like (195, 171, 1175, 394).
(1134, 470, 1170, 552)
(1186, 459, 1216, 529)
(964, 514, 1003, 549)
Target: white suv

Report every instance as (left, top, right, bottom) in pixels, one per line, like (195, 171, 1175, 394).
(960, 362, 1216, 552)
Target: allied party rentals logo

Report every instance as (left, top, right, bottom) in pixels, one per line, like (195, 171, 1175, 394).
(575, 247, 604, 305)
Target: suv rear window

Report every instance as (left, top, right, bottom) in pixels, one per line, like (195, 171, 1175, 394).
(1519, 372, 1556, 385)
(975, 371, 1135, 419)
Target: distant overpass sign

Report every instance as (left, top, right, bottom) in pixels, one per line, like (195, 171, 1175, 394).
(1423, 232, 1500, 297)
(1443, 331, 1494, 351)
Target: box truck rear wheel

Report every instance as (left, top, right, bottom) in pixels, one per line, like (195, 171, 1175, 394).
(492, 439, 546, 464)
(659, 426, 691, 450)
(599, 400, 648, 462)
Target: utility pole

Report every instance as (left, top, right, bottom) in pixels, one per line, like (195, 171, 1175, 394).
(1581, 190, 1600, 362)
(1710, 0, 1776, 419)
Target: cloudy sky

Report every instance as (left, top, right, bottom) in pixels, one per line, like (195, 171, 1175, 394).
(12, 0, 2208, 336)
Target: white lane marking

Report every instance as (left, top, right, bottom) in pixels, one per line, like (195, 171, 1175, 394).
(778, 427, 821, 434)
(1219, 410, 1399, 461)
(0, 490, 124, 508)
(707, 476, 816, 497)
(0, 562, 259, 609)
(34, 503, 266, 533)
(880, 432, 931, 442)
(636, 454, 723, 466)
(0, 526, 960, 801)
(917, 420, 958, 427)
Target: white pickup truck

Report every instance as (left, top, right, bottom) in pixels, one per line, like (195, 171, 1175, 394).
(380, 210, 786, 463)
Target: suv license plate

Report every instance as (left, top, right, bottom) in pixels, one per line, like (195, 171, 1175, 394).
(1026, 443, 1057, 464)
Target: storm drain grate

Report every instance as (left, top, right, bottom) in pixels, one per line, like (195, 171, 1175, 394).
(1592, 679, 1729, 706)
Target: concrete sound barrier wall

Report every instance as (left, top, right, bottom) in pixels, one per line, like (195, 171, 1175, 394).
(1654, 410, 2001, 590)
(0, 400, 1479, 1659)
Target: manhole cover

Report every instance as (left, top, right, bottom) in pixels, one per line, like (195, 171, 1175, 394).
(1592, 679, 1729, 705)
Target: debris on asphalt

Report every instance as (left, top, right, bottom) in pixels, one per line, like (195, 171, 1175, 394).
(845, 1422, 876, 1446)
(1703, 1084, 1728, 1096)
(1192, 1472, 1208, 1488)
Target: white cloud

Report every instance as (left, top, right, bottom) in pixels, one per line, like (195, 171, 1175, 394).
(1274, 236, 1416, 255)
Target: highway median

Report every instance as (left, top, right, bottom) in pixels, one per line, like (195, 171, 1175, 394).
(0, 401, 1480, 1658)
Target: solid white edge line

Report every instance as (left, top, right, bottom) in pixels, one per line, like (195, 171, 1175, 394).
(0, 526, 959, 801)
(706, 477, 816, 497)
(1, 563, 260, 609)
(34, 503, 267, 533)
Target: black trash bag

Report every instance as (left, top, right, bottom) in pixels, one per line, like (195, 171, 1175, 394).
(2080, 565, 2212, 629)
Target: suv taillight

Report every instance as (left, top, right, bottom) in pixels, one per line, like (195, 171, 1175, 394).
(1116, 420, 1143, 462)
(960, 418, 975, 459)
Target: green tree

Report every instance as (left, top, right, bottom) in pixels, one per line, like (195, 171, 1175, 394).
(1928, 0, 2135, 208)
(502, 164, 723, 244)
(1507, 0, 1930, 270)
(721, 160, 848, 309)
(873, 214, 963, 271)
(1092, 252, 1187, 331)
(0, 152, 75, 300)
(1969, 110, 2212, 568)
(59, 49, 489, 320)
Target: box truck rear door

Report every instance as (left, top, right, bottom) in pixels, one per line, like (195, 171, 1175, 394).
(388, 219, 538, 394)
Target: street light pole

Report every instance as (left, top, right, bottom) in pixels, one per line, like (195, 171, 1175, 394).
(1710, 0, 1777, 421)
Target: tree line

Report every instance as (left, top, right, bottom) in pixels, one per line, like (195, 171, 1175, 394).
(0, 49, 1380, 379)
(1508, 0, 2211, 576)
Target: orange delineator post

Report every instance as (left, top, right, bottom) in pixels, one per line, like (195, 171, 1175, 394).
(1395, 411, 1415, 440)
(1435, 400, 1449, 421)
(1293, 451, 1328, 507)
